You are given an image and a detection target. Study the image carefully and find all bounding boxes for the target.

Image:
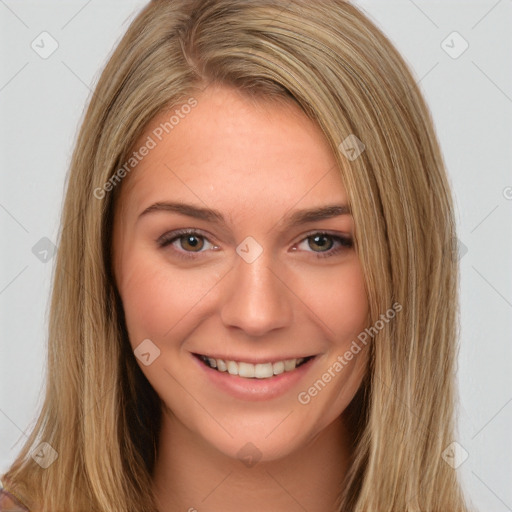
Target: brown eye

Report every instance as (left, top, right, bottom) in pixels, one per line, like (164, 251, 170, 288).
(295, 232, 353, 259)
(178, 234, 205, 252)
(157, 229, 217, 261)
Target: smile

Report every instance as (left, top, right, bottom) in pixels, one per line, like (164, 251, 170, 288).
(196, 354, 314, 379)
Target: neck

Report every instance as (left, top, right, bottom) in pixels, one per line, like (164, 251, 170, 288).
(151, 407, 354, 512)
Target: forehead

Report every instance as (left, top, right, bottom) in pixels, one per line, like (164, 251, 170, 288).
(117, 85, 348, 213)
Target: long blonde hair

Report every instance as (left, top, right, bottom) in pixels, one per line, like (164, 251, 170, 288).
(2, 1, 470, 510)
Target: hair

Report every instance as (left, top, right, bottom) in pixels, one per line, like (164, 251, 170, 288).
(1, 0, 471, 510)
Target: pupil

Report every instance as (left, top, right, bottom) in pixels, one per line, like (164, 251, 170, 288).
(312, 235, 331, 251)
(184, 235, 201, 250)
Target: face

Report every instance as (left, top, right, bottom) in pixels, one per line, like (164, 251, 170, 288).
(112, 84, 370, 463)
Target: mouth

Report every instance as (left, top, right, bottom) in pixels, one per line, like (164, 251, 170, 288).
(193, 353, 315, 379)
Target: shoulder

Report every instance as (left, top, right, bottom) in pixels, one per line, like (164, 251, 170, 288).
(0, 478, 30, 512)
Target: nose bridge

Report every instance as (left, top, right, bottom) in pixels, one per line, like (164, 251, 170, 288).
(220, 238, 293, 335)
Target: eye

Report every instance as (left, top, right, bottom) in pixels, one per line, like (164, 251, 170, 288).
(157, 229, 353, 261)
(157, 229, 217, 260)
(294, 232, 353, 259)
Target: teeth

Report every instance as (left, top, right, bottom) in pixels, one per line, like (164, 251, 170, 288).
(238, 362, 255, 378)
(200, 355, 308, 379)
(284, 358, 297, 371)
(227, 360, 238, 375)
(254, 363, 273, 378)
(273, 361, 285, 375)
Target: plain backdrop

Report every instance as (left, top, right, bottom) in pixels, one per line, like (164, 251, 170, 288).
(1, 1, 511, 510)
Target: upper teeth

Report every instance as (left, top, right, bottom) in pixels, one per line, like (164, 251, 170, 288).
(200, 356, 306, 379)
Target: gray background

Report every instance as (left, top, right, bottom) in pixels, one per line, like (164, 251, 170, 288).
(1, 1, 511, 510)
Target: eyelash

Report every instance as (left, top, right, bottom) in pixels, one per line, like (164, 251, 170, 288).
(156, 229, 353, 261)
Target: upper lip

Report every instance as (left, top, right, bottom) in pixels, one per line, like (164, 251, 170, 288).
(193, 352, 316, 364)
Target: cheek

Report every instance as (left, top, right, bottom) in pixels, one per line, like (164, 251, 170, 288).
(290, 263, 369, 413)
(334, 273, 369, 340)
(325, 267, 369, 389)
(116, 250, 220, 346)
(294, 261, 369, 342)
(118, 258, 168, 343)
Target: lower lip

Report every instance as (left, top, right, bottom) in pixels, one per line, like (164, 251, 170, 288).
(192, 355, 317, 401)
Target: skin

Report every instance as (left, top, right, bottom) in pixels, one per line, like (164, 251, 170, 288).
(112, 84, 370, 512)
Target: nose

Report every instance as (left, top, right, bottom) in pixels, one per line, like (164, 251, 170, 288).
(219, 248, 294, 337)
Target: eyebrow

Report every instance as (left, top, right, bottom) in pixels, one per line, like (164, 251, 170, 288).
(138, 201, 352, 228)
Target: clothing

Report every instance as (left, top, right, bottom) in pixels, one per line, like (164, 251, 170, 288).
(0, 479, 29, 512)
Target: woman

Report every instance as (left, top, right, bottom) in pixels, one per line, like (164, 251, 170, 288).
(1, 0, 471, 510)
